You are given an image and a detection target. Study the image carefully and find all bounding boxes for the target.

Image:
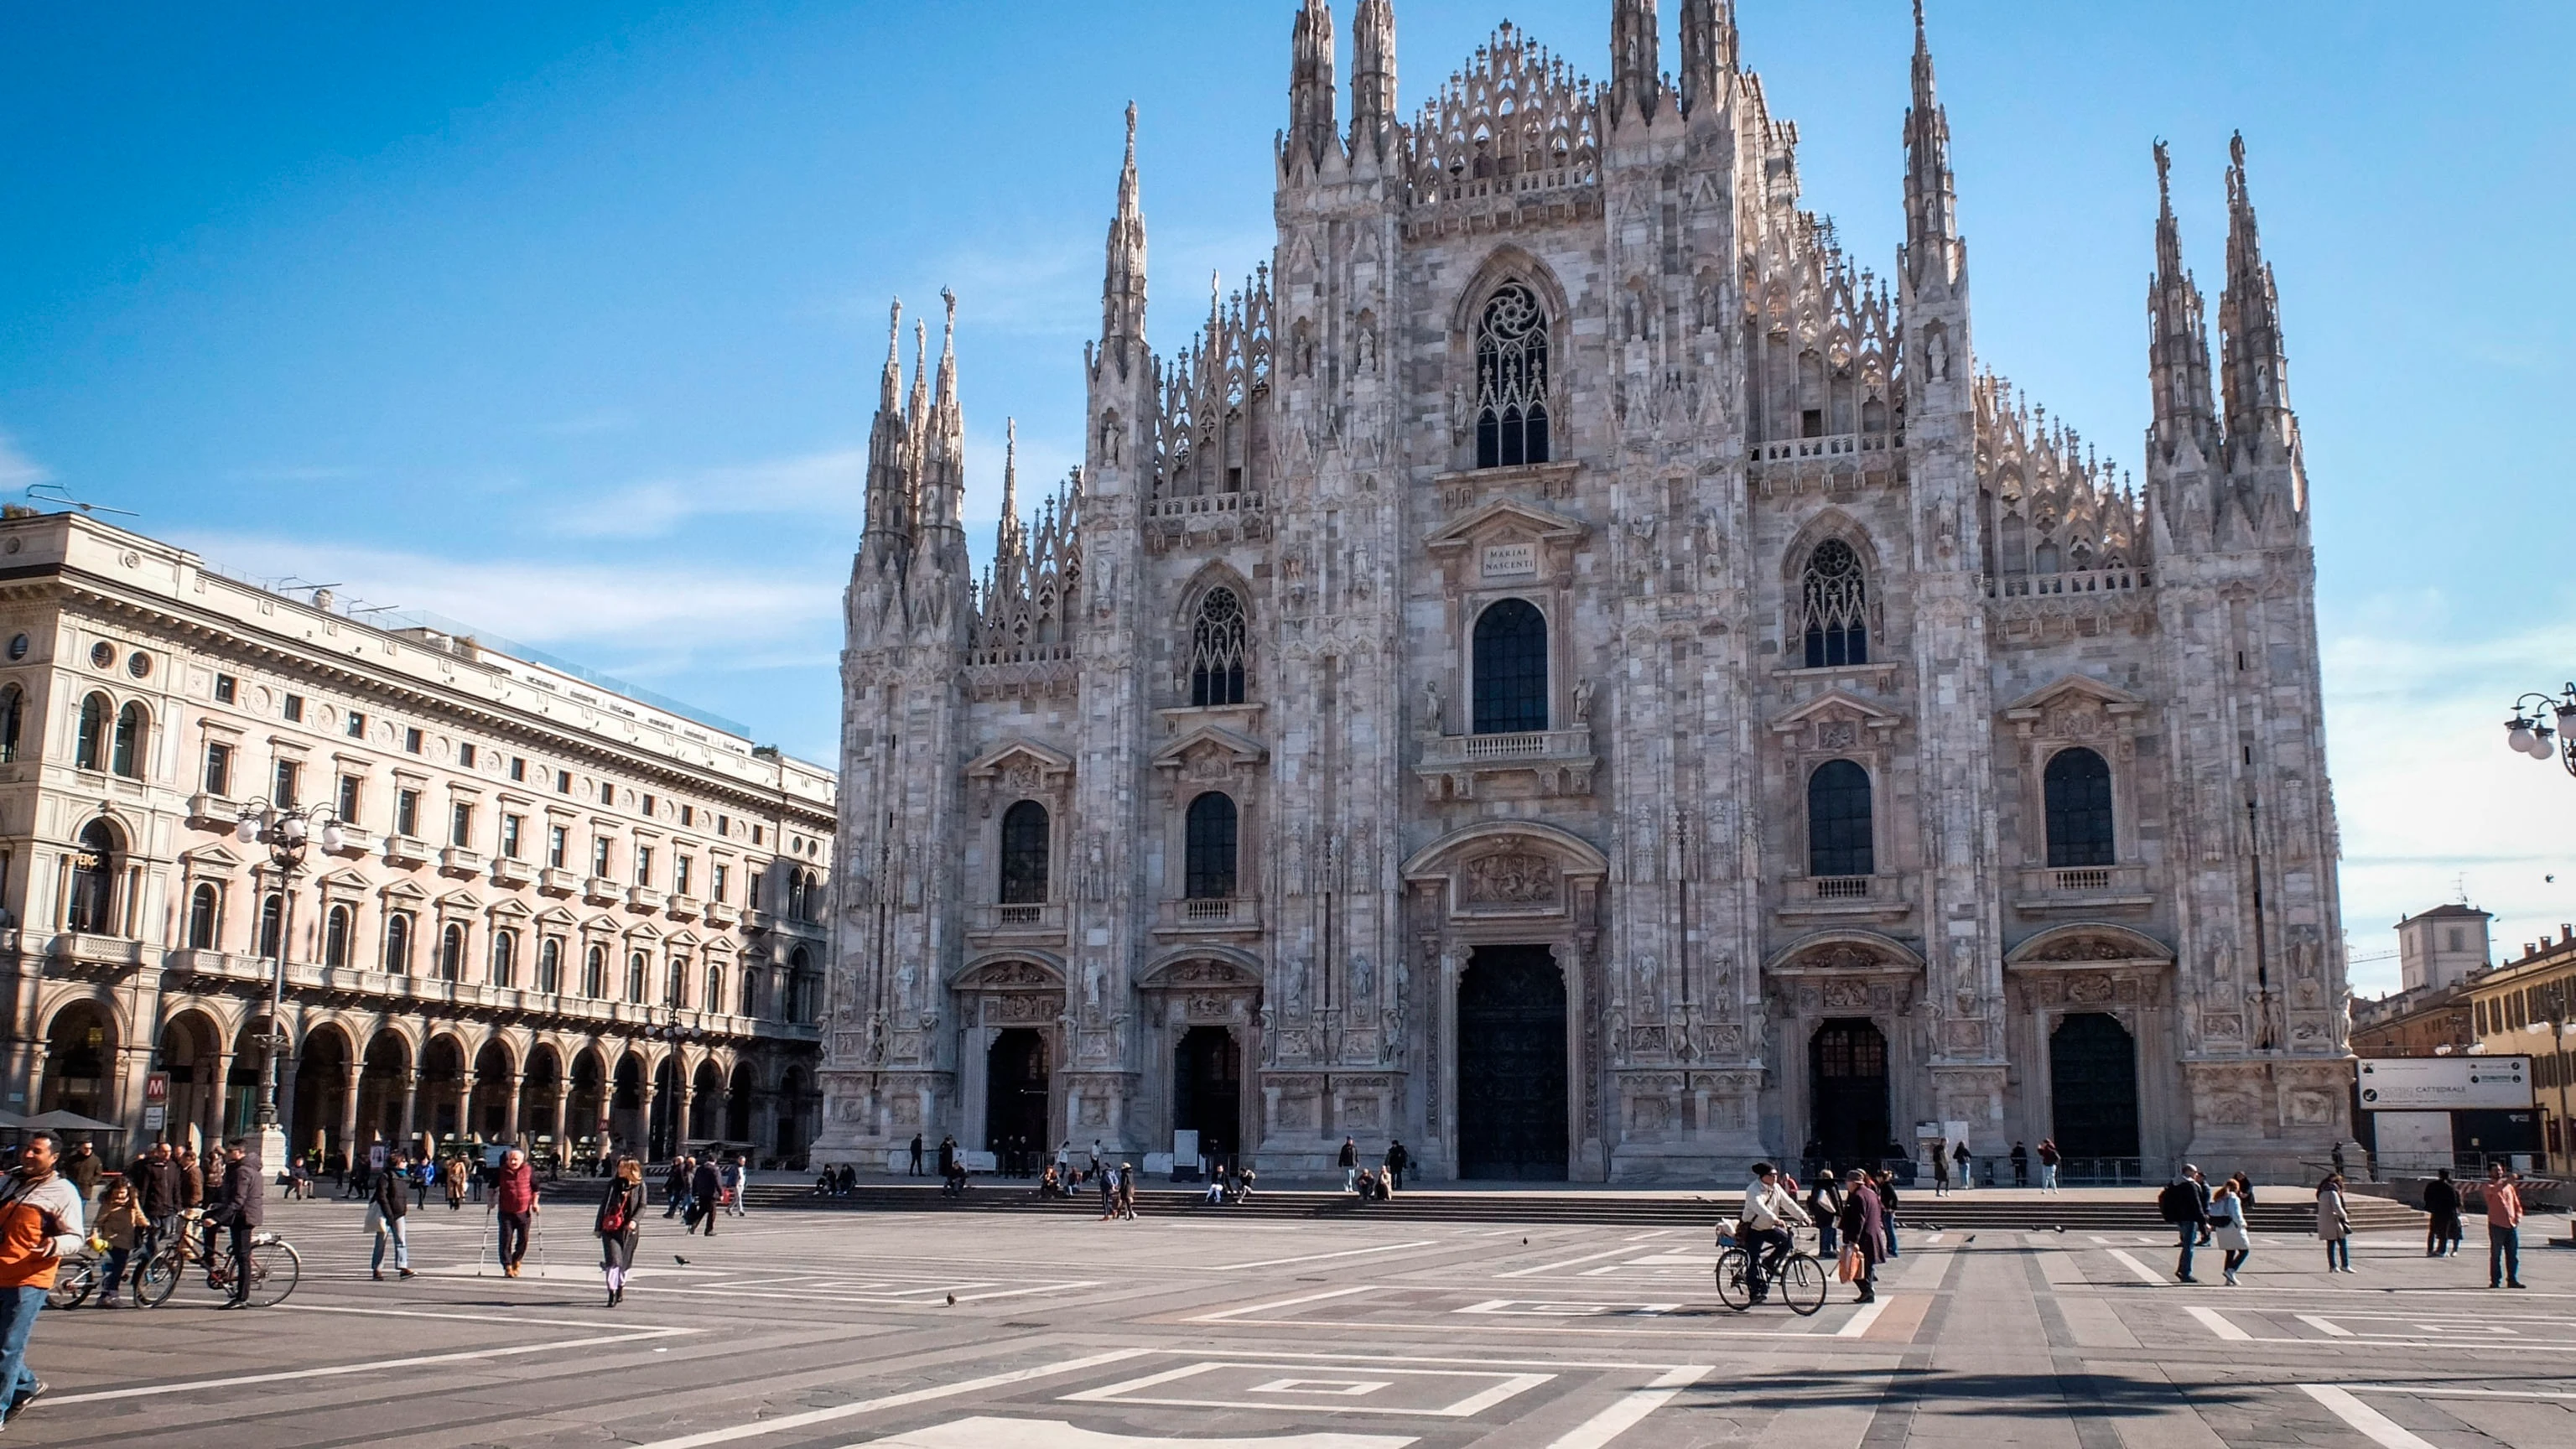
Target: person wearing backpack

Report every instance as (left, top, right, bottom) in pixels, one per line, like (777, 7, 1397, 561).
(2160, 1166, 2212, 1282)
(2210, 1179, 2253, 1285)
(595, 1157, 646, 1307)
(368, 1152, 415, 1280)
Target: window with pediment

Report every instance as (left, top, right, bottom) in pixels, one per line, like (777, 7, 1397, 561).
(1188, 587, 1248, 706)
(1472, 598, 1549, 734)
(1474, 283, 1551, 468)
(2044, 746, 2116, 867)
(999, 799, 1050, 904)
(1806, 759, 1874, 878)
(1799, 540, 1869, 667)
(1184, 792, 1239, 900)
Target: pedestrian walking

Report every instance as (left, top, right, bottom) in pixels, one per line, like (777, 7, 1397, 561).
(1952, 1139, 1973, 1189)
(687, 1157, 723, 1237)
(2010, 1141, 2029, 1188)
(2424, 1169, 2462, 1257)
(410, 1157, 429, 1210)
(127, 1141, 186, 1268)
(1117, 1163, 1139, 1220)
(595, 1158, 646, 1307)
(1384, 1140, 1411, 1192)
(2037, 1139, 2060, 1193)
(1097, 1161, 1118, 1220)
(908, 1133, 925, 1177)
(2210, 1179, 2252, 1285)
(0, 1130, 86, 1428)
(1871, 1170, 1902, 1259)
(89, 1178, 145, 1307)
(2484, 1162, 2526, 1289)
(60, 1142, 101, 1211)
(664, 1157, 693, 1219)
(370, 1152, 415, 1280)
(1806, 1171, 1844, 1257)
(2161, 1166, 2212, 1282)
(2317, 1173, 2353, 1273)
(1339, 1137, 1358, 1192)
(493, 1147, 539, 1277)
(1929, 1140, 1950, 1197)
(937, 1136, 958, 1182)
(1837, 1168, 1885, 1303)
(1055, 1140, 1072, 1185)
(444, 1154, 469, 1211)
(725, 1154, 750, 1218)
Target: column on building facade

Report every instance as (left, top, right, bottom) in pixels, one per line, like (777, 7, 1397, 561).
(337, 1067, 361, 1164)
(452, 1070, 474, 1141)
(672, 1059, 693, 1145)
(501, 1072, 523, 1142)
(196, 1053, 226, 1150)
(275, 1050, 302, 1155)
(398, 1069, 420, 1147)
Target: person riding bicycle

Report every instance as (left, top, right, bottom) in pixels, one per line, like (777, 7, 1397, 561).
(1738, 1162, 1811, 1305)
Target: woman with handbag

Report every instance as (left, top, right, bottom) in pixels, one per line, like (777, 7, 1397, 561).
(2210, 1180, 2253, 1285)
(2316, 1174, 2354, 1274)
(1836, 1169, 1885, 1303)
(595, 1157, 647, 1307)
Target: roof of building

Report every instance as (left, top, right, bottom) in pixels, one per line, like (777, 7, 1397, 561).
(2397, 902, 2492, 922)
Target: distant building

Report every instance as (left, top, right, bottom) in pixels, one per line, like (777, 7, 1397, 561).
(2347, 981, 2476, 1060)
(2, 511, 834, 1166)
(2396, 902, 2490, 992)
(2467, 925, 2576, 1172)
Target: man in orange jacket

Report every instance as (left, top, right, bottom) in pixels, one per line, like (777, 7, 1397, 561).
(0, 1130, 88, 1427)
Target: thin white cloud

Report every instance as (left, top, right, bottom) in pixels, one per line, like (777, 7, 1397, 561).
(0, 431, 52, 490)
(549, 447, 867, 540)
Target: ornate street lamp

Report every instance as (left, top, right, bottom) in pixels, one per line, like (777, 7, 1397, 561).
(234, 800, 346, 1171)
(2501, 684, 2576, 776)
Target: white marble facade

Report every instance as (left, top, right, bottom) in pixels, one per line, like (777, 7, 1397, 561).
(820, 2, 2350, 1182)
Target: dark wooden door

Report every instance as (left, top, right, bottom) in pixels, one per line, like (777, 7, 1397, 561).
(1810, 1019, 1892, 1169)
(1457, 945, 1568, 1181)
(2049, 1012, 2140, 1158)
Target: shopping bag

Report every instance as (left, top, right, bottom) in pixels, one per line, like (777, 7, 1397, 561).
(1837, 1244, 1863, 1283)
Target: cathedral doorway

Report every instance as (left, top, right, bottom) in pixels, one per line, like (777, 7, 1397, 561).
(1457, 945, 1568, 1181)
(1173, 1026, 1241, 1168)
(984, 1028, 1051, 1167)
(1808, 1019, 1891, 1170)
(2049, 1013, 2140, 1175)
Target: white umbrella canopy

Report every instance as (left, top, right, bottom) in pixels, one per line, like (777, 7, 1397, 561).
(18, 1109, 125, 1133)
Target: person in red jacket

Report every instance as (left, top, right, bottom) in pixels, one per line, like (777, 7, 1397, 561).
(492, 1148, 539, 1278)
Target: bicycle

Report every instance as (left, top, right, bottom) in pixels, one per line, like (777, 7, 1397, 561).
(1714, 1223, 1828, 1316)
(131, 1210, 302, 1309)
(46, 1249, 105, 1310)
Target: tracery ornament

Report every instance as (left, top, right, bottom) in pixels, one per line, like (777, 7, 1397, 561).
(1798, 539, 1870, 667)
(1474, 283, 1552, 469)
(1188, 587, 1248, 706)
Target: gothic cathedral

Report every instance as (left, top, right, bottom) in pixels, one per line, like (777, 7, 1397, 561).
(820, 1, 2350, 1182)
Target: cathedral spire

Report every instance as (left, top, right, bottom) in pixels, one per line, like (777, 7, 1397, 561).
(860, 299, 913, 554)
(1100, 103, 1149, 377)
(1902, 0, 1962, 292)
(1678, 0, 1737, 119)
(1350, 0, 1397, 162)
(916, 288, 966, 537)
(2219, 131, 2295, 460)
(996, 417, 1024, 564)
(2147, 140, 2217, 470)
(1609, 0, 1663, 126)
(1288, 0, 1338, 174)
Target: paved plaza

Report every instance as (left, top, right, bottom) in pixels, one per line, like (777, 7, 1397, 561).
(18, 1194, 2576, 1448)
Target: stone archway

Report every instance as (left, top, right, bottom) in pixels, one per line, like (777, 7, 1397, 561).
(951, 957, 1069, 1153)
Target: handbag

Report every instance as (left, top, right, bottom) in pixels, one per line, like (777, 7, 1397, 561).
(1837, 1244, 1864, 1283)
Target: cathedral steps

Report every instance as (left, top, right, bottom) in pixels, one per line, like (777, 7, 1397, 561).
(740, 1182, 2423, 1233)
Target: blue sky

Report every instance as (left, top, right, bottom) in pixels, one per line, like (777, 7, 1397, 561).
(4, 3, 2570, 989)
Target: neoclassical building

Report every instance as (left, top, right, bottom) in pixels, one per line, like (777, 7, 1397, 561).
(0, 511, 834, 1166)
(821, 1, 2350, 1181)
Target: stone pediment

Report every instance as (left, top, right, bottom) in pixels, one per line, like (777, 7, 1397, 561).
(1764, 928, 1928, 975)
(314, 867, 372, 893)
(177, 843, 245, 871)
(1150, 723, 1269, 774)
(1423, 497, 1590, 553)
(665, 927, 701, 948)
(964, 738, 1076, 785)
(2002, 674, 2146, 721)
(1768, 688, 1903, 735)
(2004, 922, 2173, 968)
(955, 956, 1067, 991)
(487, 896, 532, 920)
(533, 905, 579, 927)
(1139, 949, 1263, 989)
(380, 878, 429, 903)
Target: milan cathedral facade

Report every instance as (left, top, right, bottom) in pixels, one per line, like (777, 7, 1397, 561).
(819, 1, 2350, 1182)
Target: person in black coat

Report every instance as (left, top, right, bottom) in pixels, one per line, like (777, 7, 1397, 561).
(596, 1158, 647, 1306)
(206, 1138, 265, 1308)
(2423, 1169, 2463, 1257)
(687, 1157, 724, 1236)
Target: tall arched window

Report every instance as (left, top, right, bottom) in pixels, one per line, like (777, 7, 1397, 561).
(1806, 759, 1876, 878)
(2044, 746, 2116, 868)
(439, 922, 465, 982)
(66, 821, 117, 932)
(384, 911, 413, 974)
(1184, 792, 1239, 900)
(187, 882, 221, 950)
(257, 893, 284, 958)
(491, 928, 518, 988)
(1474, 283, 1551, 468)
(739, 963, 761, 1016)
(0, 685, 22, 763)
(112, 701, 147, 778)
(1472, 598, 1549, 735)
(323, 904, 351, 967)
(666, 953, 689, 1009)
(75, 693, 109, 771)
(1799, 539, 1870, 667)
(999, 800, 1050, 905)
(705, 962, 724, 1015)
(798, 870, 823, 922)
(1188, 587, 1248, 706)
(626, 951, 647, 1003)
(787, 946, 814, 1023)
(538, 937, 563, 994)
(582, 944, 606, 998)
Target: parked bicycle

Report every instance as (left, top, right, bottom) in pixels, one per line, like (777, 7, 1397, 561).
(1713, 1222, 1827, 1316)
(130, 1208, 303, 1308)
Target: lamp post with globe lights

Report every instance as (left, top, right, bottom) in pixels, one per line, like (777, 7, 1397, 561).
(2502, 684, 2576, 776)
(234, 800, 346, 1172)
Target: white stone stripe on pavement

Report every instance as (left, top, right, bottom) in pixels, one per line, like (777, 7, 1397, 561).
(628, 1348, 1159, 1449)
(2299, 1385, 2438, 1449)
(1835, 1299, 1889, 1337)
(1542, 1365, 1706, 1449)
(2106, 1249, 2168, 1285)
(1498, 1245, 1644, 1279)
(1211, 1241, 1440, 1271)
(2184, 1306, 2250, 1342)
(1189, 1285, 1378, 1322)
(49, 1325, 696, 1406)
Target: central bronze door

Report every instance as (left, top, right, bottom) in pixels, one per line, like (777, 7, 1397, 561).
(1457, 944, 1568, 1181)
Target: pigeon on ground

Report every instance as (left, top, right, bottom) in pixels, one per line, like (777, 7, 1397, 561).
(674, 1255, 691, 1265)
(946, 1292, 957, 1306)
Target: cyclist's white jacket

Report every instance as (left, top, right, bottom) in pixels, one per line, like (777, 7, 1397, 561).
(1742, 1179, 1812, 1232)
